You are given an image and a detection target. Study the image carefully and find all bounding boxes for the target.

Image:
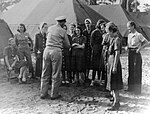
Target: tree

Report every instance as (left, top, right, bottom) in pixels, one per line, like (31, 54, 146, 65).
(89, 0, 97, 5)
(108, 0, 116, 4)
(0, 0, 21, 12)
(121, 0, 132, 11)
(130, 0, 140, 12)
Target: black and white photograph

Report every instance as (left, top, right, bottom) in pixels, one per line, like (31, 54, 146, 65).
(0, 0, 150, 113)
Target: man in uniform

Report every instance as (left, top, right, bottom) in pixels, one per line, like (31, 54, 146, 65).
(40, 16, 70, 99)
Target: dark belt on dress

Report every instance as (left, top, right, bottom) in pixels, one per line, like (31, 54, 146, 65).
(128, 47, 137, 51)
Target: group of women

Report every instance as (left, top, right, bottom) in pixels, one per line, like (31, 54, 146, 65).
(9, 19, 148, 111)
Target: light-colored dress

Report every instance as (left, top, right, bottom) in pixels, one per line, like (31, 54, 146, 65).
(106, 36, 123, 91)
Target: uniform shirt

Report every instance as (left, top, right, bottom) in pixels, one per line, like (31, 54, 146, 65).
(46, 24, 70, 49)
(14, 32, 30, 48)
(128, 31, 146, 49)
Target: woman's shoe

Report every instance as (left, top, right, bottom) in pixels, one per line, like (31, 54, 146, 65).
(90, 80, 94, 87)
(65, 81, 70, 87)
(66, 80, 69, 84)
(22, 77, 26, 82)
(107, 102, 120, 111)
(18, 78, 22, 84)
(18, 75, 22, 84)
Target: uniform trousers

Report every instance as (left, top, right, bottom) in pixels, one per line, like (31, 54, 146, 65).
(128, 49, 142, 94)
(40, 47, 62, 97)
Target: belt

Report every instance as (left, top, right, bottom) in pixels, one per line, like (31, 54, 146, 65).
(128, 48, 137, 51)
(46, 45, 62, 49)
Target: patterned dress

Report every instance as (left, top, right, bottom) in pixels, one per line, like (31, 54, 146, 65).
(106, 36, 123, 91)
(71, 35, 86, 72)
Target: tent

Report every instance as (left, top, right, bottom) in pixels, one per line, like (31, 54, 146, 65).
(0, 19, 13, 58)
(1, 0, 108, 38)
(90, 5, 128, 36)
(129, 11, 150, 27)
(90, 4, 150, 41)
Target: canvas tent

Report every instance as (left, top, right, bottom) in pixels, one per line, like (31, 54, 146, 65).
(90, 4, 150, 41)
(129, 11, 150, 27)
(1, 0, 108, 38)
(0, 19, 13, 58)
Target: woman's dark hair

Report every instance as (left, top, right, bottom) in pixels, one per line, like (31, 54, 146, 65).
(41, 23, 47, 29)
(76, 26, 83, 36)
(95, 19, 105, 29)
(108, 24, 118, 33)
(17, 24, 26, 32)
(128, 21, 136, 29)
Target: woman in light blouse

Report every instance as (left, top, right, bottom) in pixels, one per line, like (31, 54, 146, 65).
(14, 24, 34, 78)
(126, 21, 149, 94)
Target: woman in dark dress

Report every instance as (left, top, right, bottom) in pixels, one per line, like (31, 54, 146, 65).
(69, 23, 76, 82)
(126, 21, 149, 94)
(34, 22, 48, 78)
(90, 20, 104, 86)
(106, 24, 123, 111)
(61, 25, 72, 85)
(83, 19, 93, 80)
(71, 26, 86, 86)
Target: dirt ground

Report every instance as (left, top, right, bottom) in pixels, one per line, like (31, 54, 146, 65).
(0, 48, 150, 114)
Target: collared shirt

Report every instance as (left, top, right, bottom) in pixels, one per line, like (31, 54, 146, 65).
(46, 24, 70, 49)
(128, 31, 146, 48)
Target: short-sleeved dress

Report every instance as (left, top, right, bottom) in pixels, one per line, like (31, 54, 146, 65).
(71, 35, 86, 72)
(106, 37, 123, 91)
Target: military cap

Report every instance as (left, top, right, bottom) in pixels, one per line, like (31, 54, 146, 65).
(55, 16, 66, 22)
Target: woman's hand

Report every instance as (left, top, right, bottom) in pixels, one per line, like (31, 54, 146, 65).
(124, 46, 128, 52)
(136, 48, 141, 53)
(112, 67, 117, 74)
(8, 66, 13, 71)
(72, 43, 79, 47)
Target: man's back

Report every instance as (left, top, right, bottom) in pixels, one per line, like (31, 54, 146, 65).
(46, 24, 70, 49)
